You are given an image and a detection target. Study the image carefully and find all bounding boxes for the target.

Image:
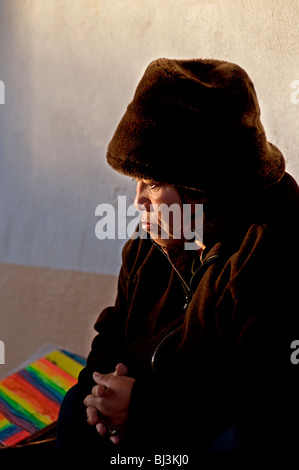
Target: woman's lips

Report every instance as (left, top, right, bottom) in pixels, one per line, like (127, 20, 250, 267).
(141, 221, 153, 230)
(141, 216, 157, 231)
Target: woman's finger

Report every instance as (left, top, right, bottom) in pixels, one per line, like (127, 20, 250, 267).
(96, 422, 109, 437)
(84, 394, 101, 409)
(86, 405, 99, 426)
(109, 433, 120, 445)
(93, 371, 111, 388)
(115, 363, 128, 376)
(91, 383, 106, 397)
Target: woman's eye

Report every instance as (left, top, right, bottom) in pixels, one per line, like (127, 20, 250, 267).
(141, 179, 160, 189)
(148, 181, 159, 189)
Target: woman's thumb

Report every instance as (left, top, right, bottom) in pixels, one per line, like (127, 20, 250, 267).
(115, 363, 128, 376)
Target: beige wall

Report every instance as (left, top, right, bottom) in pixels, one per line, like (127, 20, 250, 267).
(0, 0, 298, 376)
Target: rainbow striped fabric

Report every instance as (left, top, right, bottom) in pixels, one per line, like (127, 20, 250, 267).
(0, 349, 86, 446)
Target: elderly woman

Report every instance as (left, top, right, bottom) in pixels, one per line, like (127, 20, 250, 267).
(57, 58, 299, 456)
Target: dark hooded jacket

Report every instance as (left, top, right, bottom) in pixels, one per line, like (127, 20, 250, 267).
(78, 172, 299, 451)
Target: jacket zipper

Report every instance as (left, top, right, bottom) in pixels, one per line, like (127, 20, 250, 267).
(150, 330, 178, 374)
(154, 243, 191, 308)
(167, 258, 191, 308)
(150, 244, 219, 375)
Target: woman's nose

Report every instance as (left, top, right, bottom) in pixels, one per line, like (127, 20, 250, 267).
(134, 181, 151, 211)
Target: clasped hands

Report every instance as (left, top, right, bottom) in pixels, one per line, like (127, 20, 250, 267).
(83, 363, 136, 445)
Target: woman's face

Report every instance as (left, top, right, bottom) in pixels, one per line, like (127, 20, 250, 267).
(134, 179, 187, 248)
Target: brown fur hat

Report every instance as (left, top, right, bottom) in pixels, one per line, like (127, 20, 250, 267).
(107, 58, 285, 194)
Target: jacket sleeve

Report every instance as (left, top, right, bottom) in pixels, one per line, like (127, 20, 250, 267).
(214, 224, 299, 448)
(77, 257, 130, 396)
